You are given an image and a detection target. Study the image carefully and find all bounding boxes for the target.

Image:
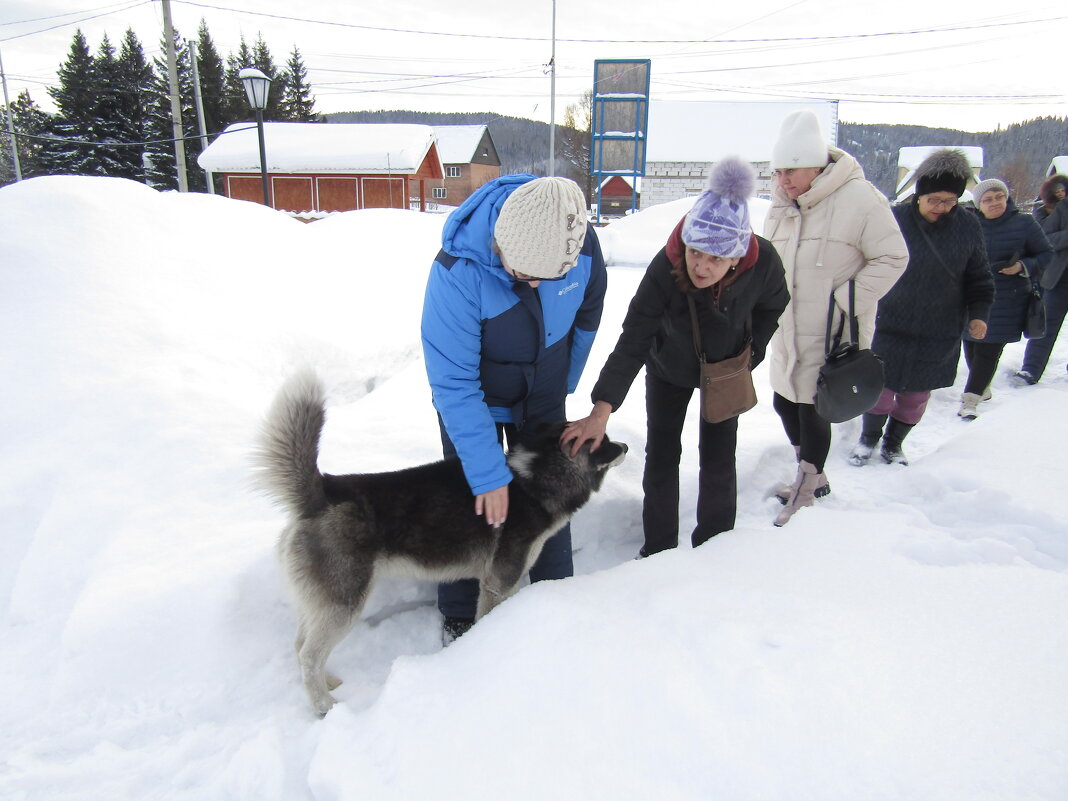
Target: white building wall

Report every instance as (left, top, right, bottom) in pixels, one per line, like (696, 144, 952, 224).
(642, 160, 774, 208)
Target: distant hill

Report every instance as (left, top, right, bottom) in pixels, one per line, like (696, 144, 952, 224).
(835, 117, 1068, 200)
(328, 111, 1068, 202)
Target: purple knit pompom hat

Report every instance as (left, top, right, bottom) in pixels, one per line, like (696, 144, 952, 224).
(682, 156, 755, 258)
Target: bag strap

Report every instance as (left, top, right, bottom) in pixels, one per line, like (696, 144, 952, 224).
(915, 222, 958, 281)
(687, 294, 706, 361)
(824, 280, 859, 357)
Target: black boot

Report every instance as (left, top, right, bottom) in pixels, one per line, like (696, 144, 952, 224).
(849, 413, 887, 466)
(880, 417, 914, 465)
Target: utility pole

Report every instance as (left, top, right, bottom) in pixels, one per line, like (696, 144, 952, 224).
(0, 45, 22, 182)
(160, 0, 188, 191)
(189, 40, 214, 193)
(548, 0, 556, 177)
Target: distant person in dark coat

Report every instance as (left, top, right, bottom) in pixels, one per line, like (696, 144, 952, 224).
(1017, 174, 1068, 384)
(958, 178, 1053, 419)
(850, 149, 994, 466)
(562, 157, 788, 555)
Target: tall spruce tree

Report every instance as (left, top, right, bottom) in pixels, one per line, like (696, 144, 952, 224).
(281, 46, 318, 122)
(251, 34, 286, 120)
(145, 27, 204, 191)
(42, 30, 99, 175)
(91, 34, 136, 178)
(224, 37, 256, 122)
(0, 90, 51, 183)
(195, 20, 230, 135)
(114, 28, 154, 182)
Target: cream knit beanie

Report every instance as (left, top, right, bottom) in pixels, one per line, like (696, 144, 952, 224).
(494, 177, 588, 279)
(770, 110, 829, 169)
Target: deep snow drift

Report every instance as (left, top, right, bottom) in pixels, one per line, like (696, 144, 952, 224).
(1, 176, 1066, 801)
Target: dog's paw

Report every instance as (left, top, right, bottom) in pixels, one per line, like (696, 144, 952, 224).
(326, 673, 342, 691)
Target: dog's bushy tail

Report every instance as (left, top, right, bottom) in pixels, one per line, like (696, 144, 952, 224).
(254, 368, 328, 517)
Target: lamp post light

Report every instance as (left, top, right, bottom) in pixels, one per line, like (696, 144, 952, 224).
(239, 67, 272, 206)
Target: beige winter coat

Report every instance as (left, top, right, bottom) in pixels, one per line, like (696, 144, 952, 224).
(763, 147, 908, 404)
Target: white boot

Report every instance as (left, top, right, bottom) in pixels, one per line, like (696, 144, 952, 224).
(774, 461, 823, 527)
(958, 392, 981, 420)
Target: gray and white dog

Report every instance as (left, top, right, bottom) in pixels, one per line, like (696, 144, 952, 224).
(255, 370, 627, 716)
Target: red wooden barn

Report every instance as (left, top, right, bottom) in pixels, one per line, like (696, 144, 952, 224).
(197, 123, 444, 215)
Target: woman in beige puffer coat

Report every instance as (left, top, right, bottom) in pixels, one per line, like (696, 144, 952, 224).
(763, 111, 907, 526)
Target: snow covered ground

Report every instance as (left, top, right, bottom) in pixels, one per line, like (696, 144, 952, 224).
(1, 176, 1066, 801)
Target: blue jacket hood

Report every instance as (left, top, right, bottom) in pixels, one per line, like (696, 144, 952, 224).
(440, 173, 536, 270)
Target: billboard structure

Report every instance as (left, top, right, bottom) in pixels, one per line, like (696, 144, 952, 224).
(590, 59, 650, 221)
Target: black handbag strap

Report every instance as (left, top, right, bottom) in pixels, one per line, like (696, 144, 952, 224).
(915, 221, 957, 281)
(824, 280, 860, 357)
(688, 293, 751, 363)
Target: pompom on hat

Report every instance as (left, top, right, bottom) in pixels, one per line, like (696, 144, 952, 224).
(493, 177, 588, 279)
(681, 157, 755, 258)
(972, 178, 1009, 203)
(770, 110, 829, 169)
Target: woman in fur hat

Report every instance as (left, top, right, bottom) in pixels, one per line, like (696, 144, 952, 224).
(762, 110, 907, 525)
(849, 149, 994, 466)
(1017, 174, 1068, 384)
(562, 157, 789, 556)
(957, 178, 1052, 418)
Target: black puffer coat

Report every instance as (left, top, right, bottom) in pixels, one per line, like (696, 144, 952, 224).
(592, 227, 789, 410)
(873, 203, 994, 391)
(963, 200, 1053, 344)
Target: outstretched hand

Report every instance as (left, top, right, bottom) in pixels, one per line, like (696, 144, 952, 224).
(476, 485, 508, 528)
(561, 401, 613, 457)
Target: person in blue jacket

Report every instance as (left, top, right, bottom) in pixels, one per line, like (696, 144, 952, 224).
(421, 174, 607, 643)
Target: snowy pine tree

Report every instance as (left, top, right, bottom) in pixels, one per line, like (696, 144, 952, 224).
(0, 91, 51, 184)
(224, 38, 257, 123)
(194, 20, 230, 135)
(251, 35, 286, 121)
(112, 28, 155, 182)
(281, 47, 318, 122)
(42, 30, 100, 176)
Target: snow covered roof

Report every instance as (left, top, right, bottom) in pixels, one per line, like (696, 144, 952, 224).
(197, 123, 441, 175)
(431, 125, 489, 164)
(1047, 156, 1068, 176)
(644, 100, 838, 163)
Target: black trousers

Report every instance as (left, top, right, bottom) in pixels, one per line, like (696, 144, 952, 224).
(641, 372, 738, 555)
(771, 393, 831, 472)
(963, 340, 1006, 395)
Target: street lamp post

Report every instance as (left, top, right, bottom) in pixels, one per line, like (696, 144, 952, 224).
(239, 67, 272, 207)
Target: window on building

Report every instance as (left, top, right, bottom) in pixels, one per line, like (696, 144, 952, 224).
(433, 187, 448, 199)
(445, 165, 461, 178)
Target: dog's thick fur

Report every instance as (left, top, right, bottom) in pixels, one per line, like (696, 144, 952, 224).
(255, 370, 627, 715)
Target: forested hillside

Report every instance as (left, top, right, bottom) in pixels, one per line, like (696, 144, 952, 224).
(825, 117, 1066, 200)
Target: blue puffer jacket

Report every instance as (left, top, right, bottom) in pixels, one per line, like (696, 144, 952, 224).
(964, 200, 1053, 344)
(421, 174, 607, 495)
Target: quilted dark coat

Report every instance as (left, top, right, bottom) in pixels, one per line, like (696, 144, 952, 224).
(872, 202, 994, 391)
(963, 199, 1053, 344)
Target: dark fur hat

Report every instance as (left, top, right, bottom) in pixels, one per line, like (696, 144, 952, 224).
(914, 148, 973, 198)
(1039, 174, 1068, 206)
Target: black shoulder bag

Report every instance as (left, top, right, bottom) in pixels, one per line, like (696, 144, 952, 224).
(814, 280, 885, 423)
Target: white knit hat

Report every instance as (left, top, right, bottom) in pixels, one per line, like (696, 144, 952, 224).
(770, 110, 829, 169)
(494, 177, 588, 279)
(973, 178, 1009, 202)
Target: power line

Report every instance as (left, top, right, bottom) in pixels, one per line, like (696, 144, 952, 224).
(169, 1, 1065, 45)
(0, 1, 152, 43)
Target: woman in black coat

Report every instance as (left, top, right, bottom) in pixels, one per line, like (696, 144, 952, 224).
(958, 178, 1053, 418)
(563, 158, 788, 555)
(1018, 174, 1068, 384)
(851, 149, 995, 465)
